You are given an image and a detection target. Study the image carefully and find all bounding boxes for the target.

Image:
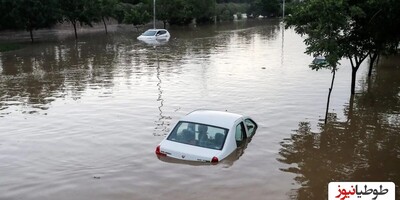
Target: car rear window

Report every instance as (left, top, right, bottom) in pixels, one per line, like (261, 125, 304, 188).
(167, 121, 228, 150)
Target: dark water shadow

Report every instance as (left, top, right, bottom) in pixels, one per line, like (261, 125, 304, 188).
(277, 55, 400, 199)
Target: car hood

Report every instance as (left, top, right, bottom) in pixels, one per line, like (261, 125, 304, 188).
(159, 140, 221, 162)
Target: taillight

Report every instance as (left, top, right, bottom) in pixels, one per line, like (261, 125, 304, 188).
(211, 156, 219, 163)
(155, 145, 166, 156)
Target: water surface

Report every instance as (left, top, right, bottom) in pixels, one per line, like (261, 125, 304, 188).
(0, 20, 399, 200)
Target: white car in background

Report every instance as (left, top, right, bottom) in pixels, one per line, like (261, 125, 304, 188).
(137, 29, 170, 41)
(155, 110, 258, 163)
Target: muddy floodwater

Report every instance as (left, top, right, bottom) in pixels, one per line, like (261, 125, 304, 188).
(0, 20, 399, 200)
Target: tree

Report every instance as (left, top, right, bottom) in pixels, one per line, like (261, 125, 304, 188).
(261, 0, 280, 17)
(248, 0, 280, 17)
(217, 4, 235, 21)
(361, 0, 400, 77)
(124, 3, 151, 29)
(113, 2, 134, 24)
(97, 0, 119, 34)
(216, 2, 249, 21)
(0, 0, 19, 30)
(156, 0, 192, 25)
(186, 0, 216, 24)
(286, 0, 400, 95)
(0, 0, 60, 42)
(287, 0, 349, 123)
(60, 0, 99, 39)
(156, 0, 172, 28)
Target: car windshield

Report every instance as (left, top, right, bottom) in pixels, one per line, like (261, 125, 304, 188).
(141, 30, 157, 36)
(167, 121, 228, 150)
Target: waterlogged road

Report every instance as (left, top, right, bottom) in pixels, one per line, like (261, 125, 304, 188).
(0, 20, 399, 200)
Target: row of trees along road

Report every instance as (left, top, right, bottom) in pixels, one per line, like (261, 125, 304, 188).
(0, 0, 120, 41)
(0, 0, 286, 42)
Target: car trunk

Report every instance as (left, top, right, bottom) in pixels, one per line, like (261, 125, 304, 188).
(160, 140, 221, 162)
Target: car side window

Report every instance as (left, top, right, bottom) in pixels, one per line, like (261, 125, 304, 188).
(157, 31, 166, 36)
(235, 122, 246, 143)
(245, 119, 257, 136)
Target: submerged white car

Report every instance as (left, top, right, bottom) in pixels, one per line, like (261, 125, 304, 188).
(137, 29, 170, 41)
(155, 110, 257, 163)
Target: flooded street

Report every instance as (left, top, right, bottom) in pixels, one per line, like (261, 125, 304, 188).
(0, 20, 399, 200)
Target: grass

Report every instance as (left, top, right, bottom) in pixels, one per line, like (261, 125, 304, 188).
(0, 43, 24, 52)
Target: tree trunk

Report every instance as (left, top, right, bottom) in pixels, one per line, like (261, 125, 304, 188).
(351, 67, 357, 95)
(27, 18, 34, 43)
(102, 16, 108, 35)
(349, 55, 367, 95)
(29, 28, 34, 43)
(72, 21, 78, 39)
(368, 53, 378, 77)
(324, 68, 336, 124)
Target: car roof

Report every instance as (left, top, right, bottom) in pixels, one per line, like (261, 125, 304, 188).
(145, 29, 168, 31)
(180, 110, 243, 129)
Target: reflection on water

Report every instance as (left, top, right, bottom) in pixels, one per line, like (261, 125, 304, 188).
(278, 56, 400, 199)
(154, 47, 172, 136)
(221, 137, 255, 167)
(138, 38, 170, 46)
(281, 23, 285, 68)
(0, 37, 119, 115)
(0, 20, 280, 118)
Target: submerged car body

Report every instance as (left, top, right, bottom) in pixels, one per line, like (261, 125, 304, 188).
(137, 29, 170, 41)
(155, 110, 257, 163)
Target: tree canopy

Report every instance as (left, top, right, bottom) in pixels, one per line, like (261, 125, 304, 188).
(248, 0, 281, 18)
(124, 2, 151, 29)
(0, 0, 60, 42)
(97, 0, 119, 34)
(60, 0, 100, 39)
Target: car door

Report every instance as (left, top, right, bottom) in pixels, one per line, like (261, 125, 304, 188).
(157, 30, 166, 39)
(244, 118, 258, 137)
(234, 121, 247, 146)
